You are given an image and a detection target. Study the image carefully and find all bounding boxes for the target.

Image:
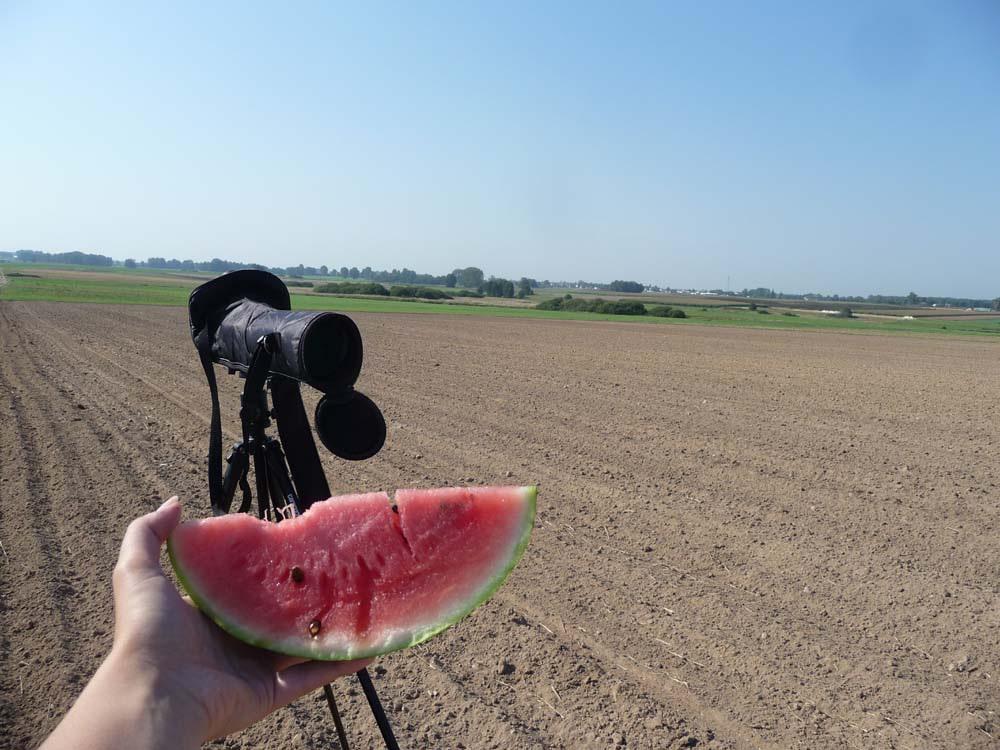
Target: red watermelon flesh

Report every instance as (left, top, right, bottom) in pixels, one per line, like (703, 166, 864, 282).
(167, 486, 536, 660)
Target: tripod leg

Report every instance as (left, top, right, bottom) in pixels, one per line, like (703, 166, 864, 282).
(259, 399, 398, 748)
(323, 684, 351, 750)
(357, 668, 399, 750)
(219, 443, 250, 516)
(263, 438, 303, 517)
(252, 440, 271, 520)
(236, 473, 252, 514)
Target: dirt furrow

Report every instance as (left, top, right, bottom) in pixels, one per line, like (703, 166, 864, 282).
(3, 302, 999, 749)
(0, 306, 124, 745)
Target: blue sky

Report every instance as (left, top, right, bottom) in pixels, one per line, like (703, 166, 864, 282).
(1, 1, 998, 296)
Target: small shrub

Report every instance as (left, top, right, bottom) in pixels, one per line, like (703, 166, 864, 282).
(648, 305, 674, 317)
(781, 311, 798, 317)
(534, 297, 646, 315)
(389, 285, 452, 300)
(757, 308, 770, 314)
(451, 289, 484, 298)
(836, 307, 854, 318)
(285, 280, 313, 288)
(535, 298, 563, 310)
(560, 297, 599, 312)
(749, 302, 758, 311)
(667, 308, 687, 318)
(622, 301, 649, 315)
(592, 299, 646, 315)
(314, 281, 389, 296)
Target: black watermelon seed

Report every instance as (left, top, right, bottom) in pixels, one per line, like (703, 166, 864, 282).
(309, 619, 322, 638)
(291, 566, 304, 583)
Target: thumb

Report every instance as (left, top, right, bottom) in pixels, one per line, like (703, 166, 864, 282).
(114, 497, 182, 583)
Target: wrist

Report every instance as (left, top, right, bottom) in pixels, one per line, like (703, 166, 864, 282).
(44, 648, 207, 750)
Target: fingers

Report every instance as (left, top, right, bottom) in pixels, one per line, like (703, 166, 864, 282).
(114, 496, 182, 582)
(273, 658, 374, 707)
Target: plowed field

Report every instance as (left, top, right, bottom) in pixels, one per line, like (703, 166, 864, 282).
(2, 301, 998, 749)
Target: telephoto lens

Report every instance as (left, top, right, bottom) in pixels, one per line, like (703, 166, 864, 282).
(189, 270, 363, 393)
(217, 300, 363, 392)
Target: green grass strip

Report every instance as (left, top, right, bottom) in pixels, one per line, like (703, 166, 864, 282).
(3, 269, 999, 337)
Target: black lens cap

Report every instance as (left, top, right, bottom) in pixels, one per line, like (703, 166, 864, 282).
(315, 391, 386, 461)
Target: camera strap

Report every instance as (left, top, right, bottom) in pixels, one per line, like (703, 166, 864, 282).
(195, 332, 225, 514)
(270, 378, 330, 506)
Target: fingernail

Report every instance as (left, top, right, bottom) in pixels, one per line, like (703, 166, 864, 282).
(160, 496, 180, 509)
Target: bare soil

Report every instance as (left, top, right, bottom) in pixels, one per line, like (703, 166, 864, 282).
(1, 301, 998, 749)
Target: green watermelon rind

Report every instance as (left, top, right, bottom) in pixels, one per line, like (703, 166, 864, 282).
(167, 485, 537, 661)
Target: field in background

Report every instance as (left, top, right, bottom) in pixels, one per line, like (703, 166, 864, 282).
(532, 286, 1000, 319)
(3, 262, 1000, 337)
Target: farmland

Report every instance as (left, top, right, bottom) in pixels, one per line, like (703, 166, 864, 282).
(3, 263, 1000, 337)
(2, 299, 998, 749)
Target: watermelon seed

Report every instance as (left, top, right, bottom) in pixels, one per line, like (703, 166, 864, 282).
(291, 566, 304, 583)
(390, 504, 398, 514)
(309, 619, 322, 638)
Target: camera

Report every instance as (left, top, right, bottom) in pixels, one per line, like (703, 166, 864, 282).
(189, 269, 385, 462)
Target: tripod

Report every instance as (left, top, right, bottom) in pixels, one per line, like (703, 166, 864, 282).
(218, 333, 399, 750)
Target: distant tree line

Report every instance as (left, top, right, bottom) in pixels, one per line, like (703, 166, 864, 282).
(9, 250, 648, 297)
(856, 293, 993, 308)
(141, 256, 275, 273)
(314, 281, 453, 300)
(607, 280, 644, 293)
(306, 268, 532, 300)
(740, 287, 995, 309)
(537, 296, 688, 318)
(130, 257, 496, 288)
(314, 281, 389, 295)
(324, 265, 486, 287)
(13, 249, 114, 266)
(11, 249, 995, 309)
(533, 278, 646, 292)
(537, 296, 644, 315)
(481, 277, 515, 297)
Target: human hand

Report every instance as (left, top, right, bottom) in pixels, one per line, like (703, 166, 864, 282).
(42, 497, 370, 750)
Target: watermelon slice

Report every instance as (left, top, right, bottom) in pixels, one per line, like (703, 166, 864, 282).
(167, 486, 536, 660)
